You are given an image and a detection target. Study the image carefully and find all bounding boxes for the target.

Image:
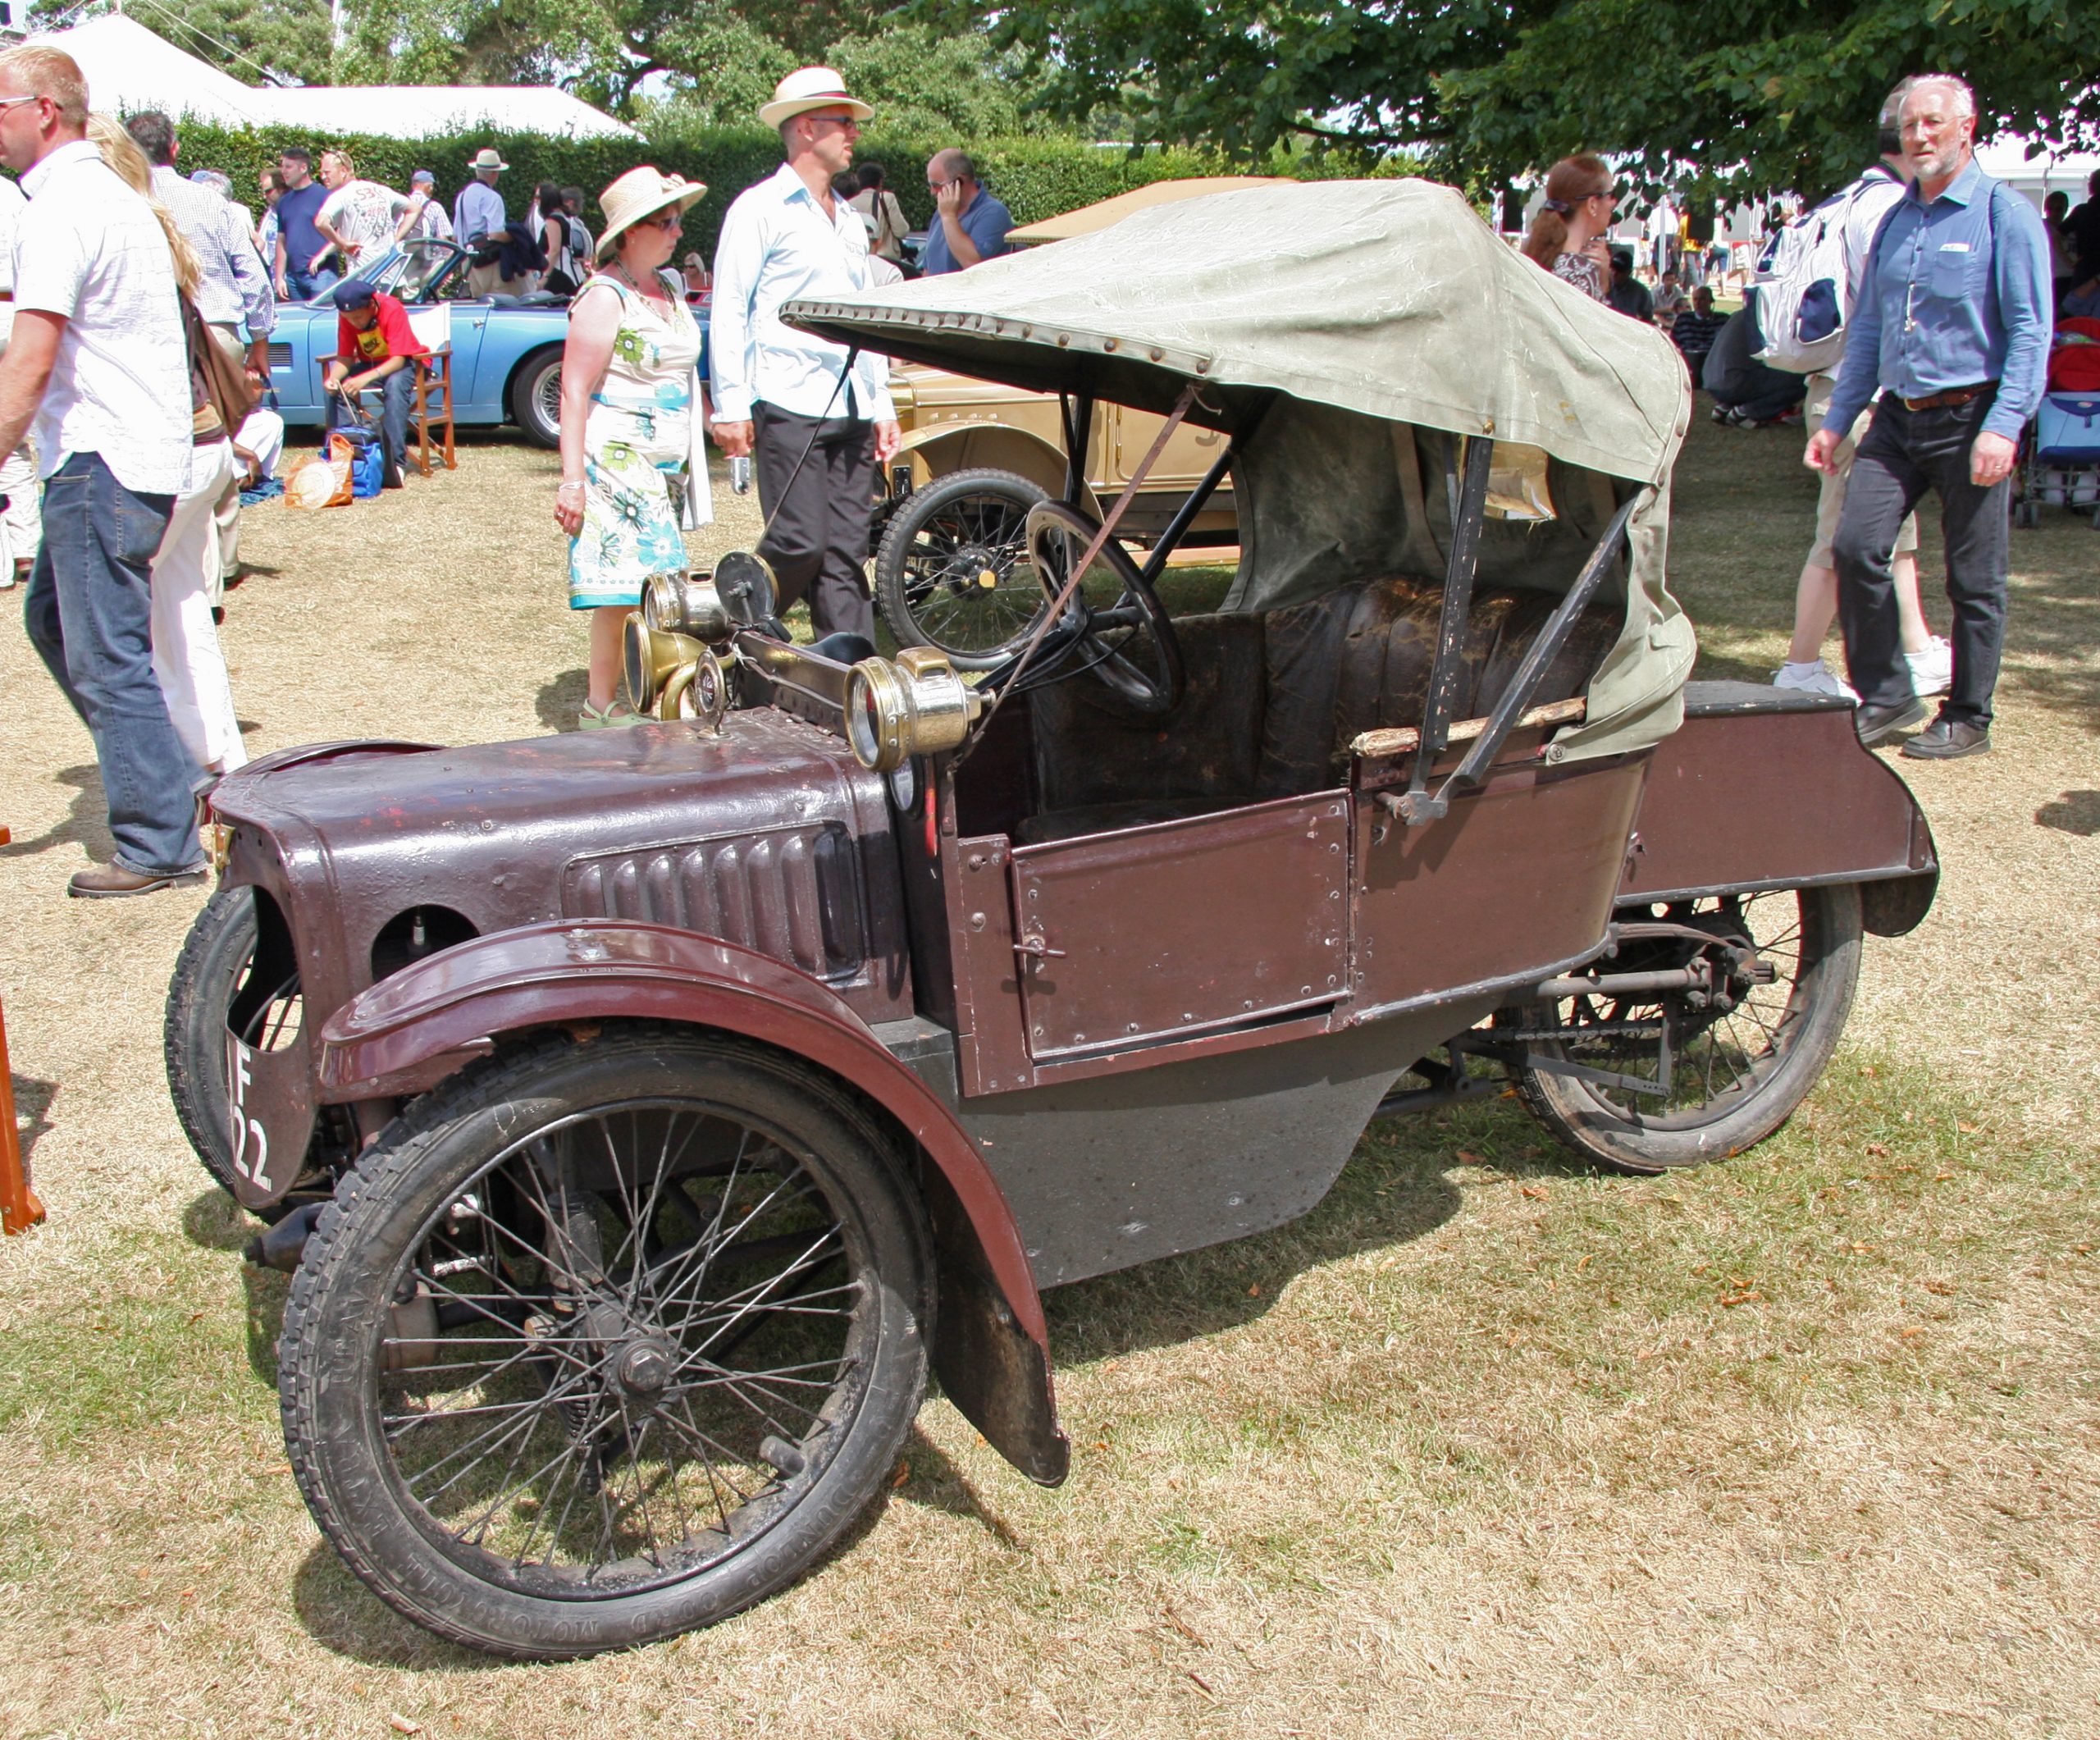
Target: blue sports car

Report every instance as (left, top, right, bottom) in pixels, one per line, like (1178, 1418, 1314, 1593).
(267, 238, 708, 449)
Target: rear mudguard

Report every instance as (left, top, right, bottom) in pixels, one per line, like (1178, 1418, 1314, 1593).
(316, 919, 1069, 1486)
(1620, 683, 1938, 933)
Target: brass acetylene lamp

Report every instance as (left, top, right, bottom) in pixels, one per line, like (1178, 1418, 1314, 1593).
(843, 646, 979, 772)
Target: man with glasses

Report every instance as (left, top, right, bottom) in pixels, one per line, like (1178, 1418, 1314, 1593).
(920, 148, 1011, 276)
(0, 46, 207, 897)
(710, 66, 898, 640)
(1808, 73, 2052, 759)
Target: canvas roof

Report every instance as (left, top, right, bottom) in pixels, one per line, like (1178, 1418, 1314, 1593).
(790, 178, 1691, 487)
(791, 179, 1696, 763)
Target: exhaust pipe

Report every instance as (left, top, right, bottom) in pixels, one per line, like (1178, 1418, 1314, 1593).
(244, 1200, 326, 1272)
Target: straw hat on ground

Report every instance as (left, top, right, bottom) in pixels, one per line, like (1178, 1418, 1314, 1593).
(595, 167, 708, 260)
(759, 66, 873, 129)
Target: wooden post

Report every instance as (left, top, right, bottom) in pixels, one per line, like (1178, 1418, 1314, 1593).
(0, 828, 43, 1235)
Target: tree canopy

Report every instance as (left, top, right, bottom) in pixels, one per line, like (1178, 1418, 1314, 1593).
(979, 0, 2100, 200)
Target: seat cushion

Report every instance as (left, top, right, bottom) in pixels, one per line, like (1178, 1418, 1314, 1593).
(1256, 573, 1622, 793)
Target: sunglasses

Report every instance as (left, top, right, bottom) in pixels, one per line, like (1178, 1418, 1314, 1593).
(0, 93, 44, 113)
(637, 210, 683, 231)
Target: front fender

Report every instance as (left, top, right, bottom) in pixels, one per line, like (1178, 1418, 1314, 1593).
(317, 919, 1070, 1485)
(896, 423, 1103, 520)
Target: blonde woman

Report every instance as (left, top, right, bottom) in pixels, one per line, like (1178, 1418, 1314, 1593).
(1522, 155, 1617, 303)
(553, 167, 711, 726)
(88, 115, 246, 779)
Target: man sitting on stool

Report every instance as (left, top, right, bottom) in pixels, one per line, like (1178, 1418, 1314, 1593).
(325, 279, 425, 488)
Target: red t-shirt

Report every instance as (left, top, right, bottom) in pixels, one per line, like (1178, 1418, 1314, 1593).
(336, 292, 427, 369)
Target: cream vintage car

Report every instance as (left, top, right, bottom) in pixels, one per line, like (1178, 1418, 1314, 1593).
(868, 179, 1288, 664)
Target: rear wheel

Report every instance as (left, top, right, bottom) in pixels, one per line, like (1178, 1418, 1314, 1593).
(509, 350, 563, 448)
(277, 1029, 932, 1660)
(873, 467, 1051, 667)
(1513, 884, 1861, 1173)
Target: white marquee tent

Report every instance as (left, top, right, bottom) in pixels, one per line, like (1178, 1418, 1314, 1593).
(25, 14, 637, 140)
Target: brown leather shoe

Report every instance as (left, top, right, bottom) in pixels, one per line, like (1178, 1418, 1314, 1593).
(68, 862, 208, 899)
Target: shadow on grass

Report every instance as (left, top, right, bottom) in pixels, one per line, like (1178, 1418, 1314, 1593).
(535, 666, 587, 734)
(291, 1543, 500, 1671)
(0, 762, 112, 862)
(2037, 789, 2100, 835)
(10, 1072, 54, 1163)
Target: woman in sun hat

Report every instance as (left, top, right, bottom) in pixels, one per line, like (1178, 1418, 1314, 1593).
(553, 166, 712, 726)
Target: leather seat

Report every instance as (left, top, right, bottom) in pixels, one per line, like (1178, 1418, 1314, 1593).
(1016, 576, 1619, 846)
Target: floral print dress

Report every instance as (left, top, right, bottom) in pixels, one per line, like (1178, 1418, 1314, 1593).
(568, 268, 704, 610)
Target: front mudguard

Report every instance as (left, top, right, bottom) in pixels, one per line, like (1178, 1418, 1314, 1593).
(316, 919, 1070, 1486)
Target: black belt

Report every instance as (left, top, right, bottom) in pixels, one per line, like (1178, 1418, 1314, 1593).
(1900, 381, 1996, 413)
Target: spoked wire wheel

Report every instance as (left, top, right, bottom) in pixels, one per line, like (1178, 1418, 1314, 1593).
(278, 1030, 930, 1658)
(872, 466, 1052, 666)
(1513, 884, 1861, 1172)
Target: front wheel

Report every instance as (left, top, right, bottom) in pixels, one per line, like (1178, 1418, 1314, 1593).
(276, 1028, 933, 1660)
(164, 885, 257, 1200)
(873, 467, 1051, 668)
(509, 349, 563, 449)
(1514, 884, 1861, 1173)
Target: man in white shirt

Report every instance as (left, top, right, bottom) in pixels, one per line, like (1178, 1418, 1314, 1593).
(0, 171, 38, 587)
(711, 66, 900, 640)
(395, 169, 454, 243)
(314, 148, 408, 274)
(0, 44, 206, 897)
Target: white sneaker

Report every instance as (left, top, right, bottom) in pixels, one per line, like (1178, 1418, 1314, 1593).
(1773, 660, 1858, 701)
(1906, 635, 1952, 699)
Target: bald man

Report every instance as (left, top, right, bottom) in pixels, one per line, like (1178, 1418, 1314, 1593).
(921, 149, 1011, 275)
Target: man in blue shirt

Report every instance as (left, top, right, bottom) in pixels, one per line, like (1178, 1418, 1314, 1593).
(1808, 73, 2052, 759)
(920, 150, 1011, 275)
(271, 146, 334, 303)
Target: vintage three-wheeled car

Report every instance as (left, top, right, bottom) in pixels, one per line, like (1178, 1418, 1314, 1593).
(169, 182, 1938, 1659)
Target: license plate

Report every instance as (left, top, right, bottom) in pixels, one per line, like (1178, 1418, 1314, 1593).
(224, 1034, 280, 1196)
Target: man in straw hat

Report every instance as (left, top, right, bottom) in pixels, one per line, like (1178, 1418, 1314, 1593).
(710, 66, 898, 640)
(454, 146, 509, 297)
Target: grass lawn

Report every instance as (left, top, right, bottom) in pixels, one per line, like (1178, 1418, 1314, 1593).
(0, 410, 2094, 1738)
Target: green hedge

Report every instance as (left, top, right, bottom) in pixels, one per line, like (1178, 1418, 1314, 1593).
(166, 120, 1403, 258)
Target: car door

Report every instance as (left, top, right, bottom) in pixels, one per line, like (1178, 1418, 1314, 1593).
(1007, 793, 1353, 1068)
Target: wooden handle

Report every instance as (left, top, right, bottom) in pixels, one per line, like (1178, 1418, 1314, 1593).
(1351, 696, 1587, 760)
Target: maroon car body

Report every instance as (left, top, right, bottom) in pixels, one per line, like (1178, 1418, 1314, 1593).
(176, 182, 1939, 1659)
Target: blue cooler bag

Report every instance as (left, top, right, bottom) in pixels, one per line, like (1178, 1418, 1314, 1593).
(2034, 394, 2100, 463)
(330, 427, 386, 498)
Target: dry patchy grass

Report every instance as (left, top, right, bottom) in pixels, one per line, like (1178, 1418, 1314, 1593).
(0, 414, 2094, 1738)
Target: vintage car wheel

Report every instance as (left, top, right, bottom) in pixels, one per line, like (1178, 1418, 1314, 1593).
(873, 467, 1052, 667)
(509, 349, 563, 449)
(276, 1027, 933, 1660)
(1513, 884, 1861, 1173)
(164, 884, 258, 1202)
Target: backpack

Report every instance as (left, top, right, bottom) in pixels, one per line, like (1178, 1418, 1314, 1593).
(1750, 165, 1902, 373)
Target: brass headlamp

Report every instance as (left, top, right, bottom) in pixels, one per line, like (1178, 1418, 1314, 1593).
(641, 571, 730, 643)
(843, 647, 979, 773)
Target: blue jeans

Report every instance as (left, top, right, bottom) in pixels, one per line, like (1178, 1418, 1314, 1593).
(330, 368, 413, 480)
(24, 451, 205, 874)
(282, 265, 339, 304)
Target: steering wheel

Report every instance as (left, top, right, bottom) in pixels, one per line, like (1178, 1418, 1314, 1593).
(1023, 500, 1185, 715)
